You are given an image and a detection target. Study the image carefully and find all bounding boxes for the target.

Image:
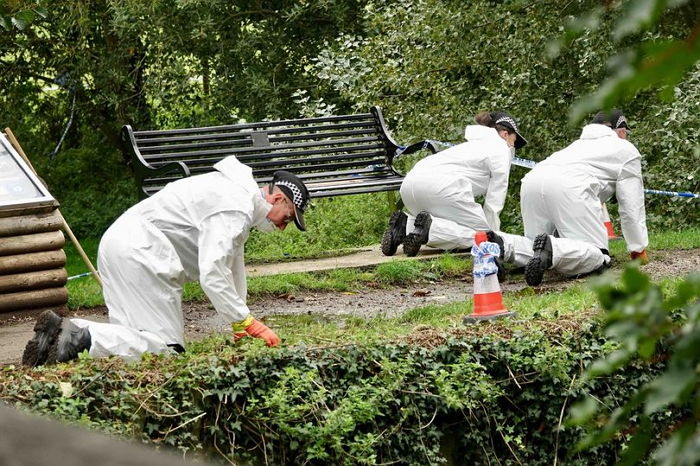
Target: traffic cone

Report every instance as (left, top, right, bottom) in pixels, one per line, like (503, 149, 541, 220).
(463, 231, 515, 323)
(602, 204, 619, 240)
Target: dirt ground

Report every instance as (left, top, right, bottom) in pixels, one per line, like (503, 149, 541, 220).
(0, 248, 698, 365)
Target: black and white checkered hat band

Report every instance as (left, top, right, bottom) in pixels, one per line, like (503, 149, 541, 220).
(275, 180, 305, 210)
(615, 116, 627, 129)
(495, 116, 518, 131)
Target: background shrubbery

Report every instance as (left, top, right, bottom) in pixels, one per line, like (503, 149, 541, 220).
(1, 0, 698, 246)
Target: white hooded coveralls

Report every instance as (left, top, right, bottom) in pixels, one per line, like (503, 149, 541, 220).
(519, 123, 648, 275)
(71, 156, 271, 360)
(399, 125, 529, 256)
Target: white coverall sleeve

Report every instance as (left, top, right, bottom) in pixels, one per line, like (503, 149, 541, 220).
(483, 150, 511, 231)
(616, 153, 649, 253)
(197, 211, 251, 323)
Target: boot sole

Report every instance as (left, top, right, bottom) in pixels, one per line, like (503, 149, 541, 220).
(525, 234, 552, 286)
(525, 257, 545, 286)
(381, 211, 406, 256)
(403, 212, 431, 257)
(21, 310, 63, 367)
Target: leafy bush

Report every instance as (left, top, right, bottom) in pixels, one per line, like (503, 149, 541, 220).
(1, 311, 681, 465)
(569, 266, 700, 465)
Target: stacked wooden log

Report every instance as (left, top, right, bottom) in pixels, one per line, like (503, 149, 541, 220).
(0, 209, 68, 314)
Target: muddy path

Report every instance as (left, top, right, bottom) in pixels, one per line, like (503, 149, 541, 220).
(0, 248, 697, 366)
(87, 247, 700, 339)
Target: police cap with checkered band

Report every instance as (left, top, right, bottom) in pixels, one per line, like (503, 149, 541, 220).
(592, 109, 632, 131)
(271, 170, 310, 231)
(489, 111, 528, 149)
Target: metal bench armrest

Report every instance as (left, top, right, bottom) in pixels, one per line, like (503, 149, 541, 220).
(122, 125, 191, 199)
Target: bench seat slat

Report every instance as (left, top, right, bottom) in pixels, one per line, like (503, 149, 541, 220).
(146, 148, 387, 171)
(143, 178, 403, 199)
(143, 166, 397, 188)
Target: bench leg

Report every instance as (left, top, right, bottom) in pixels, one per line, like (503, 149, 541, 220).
(386, 191, 404, 211)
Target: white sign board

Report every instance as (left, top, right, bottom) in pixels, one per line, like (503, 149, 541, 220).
(0, 133, 56, 212)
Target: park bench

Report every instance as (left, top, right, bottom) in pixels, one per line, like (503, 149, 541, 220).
(121, 106, 436, 201)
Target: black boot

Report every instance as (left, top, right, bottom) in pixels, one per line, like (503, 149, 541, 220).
(22, 310, 91, 367)
(525, 233, 553, 286)
(403, 211, 432, 257)
(486, 231, 506, 282)
(56, 319, 92, 363)
(381, 211, 408, 256)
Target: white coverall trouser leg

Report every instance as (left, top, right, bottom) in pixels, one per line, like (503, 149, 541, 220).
(520, 169, 609, 276)
(400, 174, 490, 250)
(71, 214, 187, 360)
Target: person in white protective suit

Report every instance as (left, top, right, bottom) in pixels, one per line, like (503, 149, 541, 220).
(21, 157, 310, 367)
(381, 111, 530, 264)
(501, 109, 649, 287)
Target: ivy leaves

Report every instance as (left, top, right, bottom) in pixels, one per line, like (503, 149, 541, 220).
(569, 267, 700, 465)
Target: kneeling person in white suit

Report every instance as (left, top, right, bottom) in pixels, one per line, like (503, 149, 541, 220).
(22, 157, 310, 366)
(519, 109, 649, 286)
(382, 111, 528, 260)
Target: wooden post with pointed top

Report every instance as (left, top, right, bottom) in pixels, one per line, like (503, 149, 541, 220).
(3, 128, 103, 288)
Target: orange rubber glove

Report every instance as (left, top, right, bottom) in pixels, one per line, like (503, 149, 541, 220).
(630, 249, 649, 264)
(232, 316, 280, 347)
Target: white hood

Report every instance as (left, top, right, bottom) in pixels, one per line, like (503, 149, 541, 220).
(579, 123, 617, 140)
(464, 125, 503, 143)
(214, 156, 271, 226)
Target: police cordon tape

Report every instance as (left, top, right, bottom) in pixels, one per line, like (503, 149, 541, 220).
(68, 272, 93, 281)
(396, 140, 699, 199)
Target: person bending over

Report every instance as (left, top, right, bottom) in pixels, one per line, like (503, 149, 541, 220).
(23, 157, 310, 366)
(382, 111, 528, 260)
(515, 109, 648, 286)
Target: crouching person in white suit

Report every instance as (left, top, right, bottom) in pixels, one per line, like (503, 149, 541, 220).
(382, 111, 531, 265)
(515, 109, 649, 286)
(22, 157, 310, 367)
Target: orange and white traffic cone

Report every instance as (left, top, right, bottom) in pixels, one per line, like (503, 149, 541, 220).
(602, 203, 619, 240)
(463, 231, 515, 323)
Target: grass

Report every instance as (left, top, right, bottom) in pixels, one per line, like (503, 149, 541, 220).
(63, 227, 700, 311)
(234, 272, 693, 350)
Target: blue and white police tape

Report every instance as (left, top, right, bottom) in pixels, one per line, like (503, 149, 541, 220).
(511, 157, 698, 199)
(67, 272, 94, 281)
(413, 139, 698, 199)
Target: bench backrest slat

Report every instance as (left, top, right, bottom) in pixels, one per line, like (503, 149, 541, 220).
(134, 121, 379, 146)
(132, 113, 374, 137)
(140, 137, 384, 162)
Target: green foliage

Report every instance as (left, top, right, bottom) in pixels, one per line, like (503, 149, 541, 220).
(304, 0, 699, 233)
(1, 322, 674, 465)
(2, 0, 698, 239)
(552, 0, 700, 122)
(0, 1, 47, 31)
(568, 267, 700, 465)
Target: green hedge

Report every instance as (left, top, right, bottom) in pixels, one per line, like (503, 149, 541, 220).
(1, 324, 673, 465)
